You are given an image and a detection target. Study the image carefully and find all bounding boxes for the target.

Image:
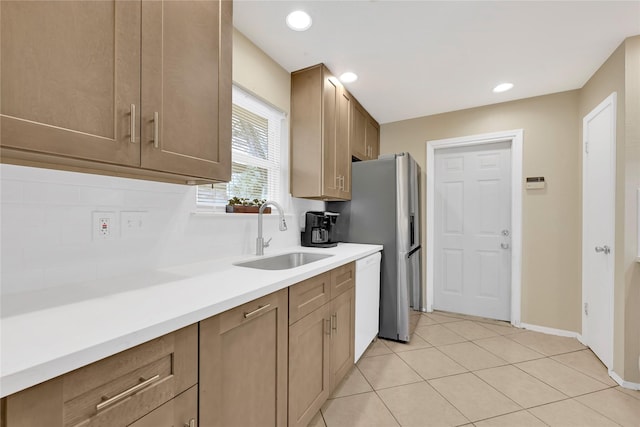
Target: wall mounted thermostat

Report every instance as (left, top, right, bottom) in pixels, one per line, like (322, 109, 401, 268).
(526, 177, 545, 189)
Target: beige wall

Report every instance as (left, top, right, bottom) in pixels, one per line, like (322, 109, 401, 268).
(623, 36, 640, 384)
(382, 35, 640, 383)
(579, 36, 640, 383)
(232, 28, 291, 114)
(381, 91, 581, 332)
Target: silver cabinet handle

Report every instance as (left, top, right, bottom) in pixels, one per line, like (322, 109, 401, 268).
(244, 304, 271, 319)
(331, 313, 337, 331)
(184, 419, 196, 427)
(130, 104, 136, 143)
(97, 374, 160, 411)
(153, 111, 159, 149)
(595, 245, 611, 254)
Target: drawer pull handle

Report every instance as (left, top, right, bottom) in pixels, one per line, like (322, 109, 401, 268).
(244, 304, 271, 319)
(96, 374, 161, 411)
(331, 313, 337, 331)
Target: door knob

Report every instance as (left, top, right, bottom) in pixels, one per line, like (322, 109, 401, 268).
(501, 243, 510, 249)
(595, 245, 611, 254)
(501, 229, 510, 237)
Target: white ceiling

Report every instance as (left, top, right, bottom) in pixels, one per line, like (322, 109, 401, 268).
(234, 1, 640, 124)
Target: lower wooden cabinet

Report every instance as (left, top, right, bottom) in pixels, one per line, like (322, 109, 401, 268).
(288, 263, 356, 427)
(199, 289, 289, 427)
(3, 325, 197, 427)
(288, 302, 332, 427)
(2, 263, 358, 427)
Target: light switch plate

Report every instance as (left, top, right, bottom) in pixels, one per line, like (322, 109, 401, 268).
(121, 211, 148, 238)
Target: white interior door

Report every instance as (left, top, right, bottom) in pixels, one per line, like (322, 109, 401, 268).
(582, 93, 616, 369)
(434, 142, 511, 320)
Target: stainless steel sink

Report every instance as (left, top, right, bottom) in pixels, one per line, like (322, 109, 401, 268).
(234, 252, 333, 270)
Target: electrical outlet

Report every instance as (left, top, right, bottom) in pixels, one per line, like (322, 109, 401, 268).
(92, 211, 117, 240)
(121, 211, 147, 238)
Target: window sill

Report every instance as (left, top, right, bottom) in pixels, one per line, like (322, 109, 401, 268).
(191, 210, 295, 218)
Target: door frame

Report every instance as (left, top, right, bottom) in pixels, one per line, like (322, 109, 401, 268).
(425, 129, 523, 326)
(581, 92, 616, 369)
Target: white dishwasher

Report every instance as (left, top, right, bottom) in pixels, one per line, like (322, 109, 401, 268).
(354, 251, 382, 362)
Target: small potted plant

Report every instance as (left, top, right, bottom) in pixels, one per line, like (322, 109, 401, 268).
(225, 197, 270, 214)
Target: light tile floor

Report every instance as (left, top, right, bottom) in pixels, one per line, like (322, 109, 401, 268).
(310, 311, 640, 427)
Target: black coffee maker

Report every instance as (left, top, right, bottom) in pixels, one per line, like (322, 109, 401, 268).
(301, 211, 340, 248)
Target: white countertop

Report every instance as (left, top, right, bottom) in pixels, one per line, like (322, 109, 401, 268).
(0, 243, 382, 398)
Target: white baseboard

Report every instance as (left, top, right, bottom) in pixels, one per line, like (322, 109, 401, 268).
(519, 322, 581, 338)
(609, 370, 640, 390)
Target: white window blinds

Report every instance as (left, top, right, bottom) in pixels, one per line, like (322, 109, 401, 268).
(197, 86, 285, 208)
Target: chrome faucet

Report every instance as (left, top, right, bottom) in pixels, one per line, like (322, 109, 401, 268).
(256, 201, 287, 255)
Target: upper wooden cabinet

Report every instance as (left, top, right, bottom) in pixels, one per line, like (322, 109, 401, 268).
(0, 0, 231, 184)
(365, 117, 380, 160)
(291, 64, 351, 200)
(351, 98, 380, 161)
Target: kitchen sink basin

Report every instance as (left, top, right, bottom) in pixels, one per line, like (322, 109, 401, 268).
(234, 252, 333, 270)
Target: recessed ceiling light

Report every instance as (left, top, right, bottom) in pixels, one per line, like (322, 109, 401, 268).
(340, 72, 358, 83)
(286, 11, 312, 31)
(493, 83, 514, 93)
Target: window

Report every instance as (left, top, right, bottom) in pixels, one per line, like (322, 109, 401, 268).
(197, 86, 286, 209)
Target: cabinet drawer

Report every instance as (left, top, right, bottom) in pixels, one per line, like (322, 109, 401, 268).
(128, 385, 197, 427)
(330, 262, 355, 299)
(289, 271, 331, 325)
(218, 290, 286, 334)
(5, 325, 198, 427)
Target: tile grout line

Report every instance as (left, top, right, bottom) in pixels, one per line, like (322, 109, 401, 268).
(369, 334, 474, 426)
(470, 408, 552, 426)
(510, 357, 615, 400)
(343, 314, 620, 427)
(428, 313, 623, 426)
(549, 351, 618, 386)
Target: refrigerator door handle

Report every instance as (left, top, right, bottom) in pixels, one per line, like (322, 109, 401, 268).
(410, 215, 415, 247)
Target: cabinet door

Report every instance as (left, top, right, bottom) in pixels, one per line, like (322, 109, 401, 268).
(336, 87, 352, 199)
(350, 101, 368, 161)
(141, 0, 231, 181)
(0, 0, 140, 166)
(200, 289, 288, 427)
(288, 304, 331, 427)
(330, 287, 356, 392)
(366, 118, 380, 160)
(128, 386, 197, 427)
(321, 69, 340, 198)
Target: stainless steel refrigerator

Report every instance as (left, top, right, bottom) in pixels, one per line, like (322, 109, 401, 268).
(328, 152, 423, 342)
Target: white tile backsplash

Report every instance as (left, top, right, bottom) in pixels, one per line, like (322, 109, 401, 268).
(0, 164, 325, 296)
